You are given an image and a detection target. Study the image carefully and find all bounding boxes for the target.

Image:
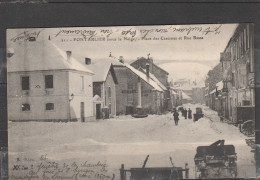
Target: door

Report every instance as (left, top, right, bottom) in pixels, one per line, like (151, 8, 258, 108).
(96, 104, 101, 119)
(81, 102, 85, 122)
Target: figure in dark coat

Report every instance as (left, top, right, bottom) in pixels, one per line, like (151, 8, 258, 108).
(173, 110, 179, 126)
(181, 108, 184, 117)
(188, 108, 192, 119)
(184, 108, 187, 119)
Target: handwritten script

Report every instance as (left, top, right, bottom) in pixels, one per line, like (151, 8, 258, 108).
(9, 154, 114, 180)
(9, 25, 223, 43)
(10, 29, 44, 43)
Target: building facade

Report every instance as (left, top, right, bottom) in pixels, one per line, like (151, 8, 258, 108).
(7, 38, 94, 122)
(110, 59, 164, 115)
(88, 59, 118, 119)
(205, 23, 254, 123)
(205, 63, 223, 112)
(192, 87, 205, 104)
(131, 57, 170, 111)
(220, 23, 254, 123)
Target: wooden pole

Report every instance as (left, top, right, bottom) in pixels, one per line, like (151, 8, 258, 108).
(120, 164, 125, 180)
(185, 163, 189, 179)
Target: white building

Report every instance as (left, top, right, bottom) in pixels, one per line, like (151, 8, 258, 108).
(7, 36, 94, 122)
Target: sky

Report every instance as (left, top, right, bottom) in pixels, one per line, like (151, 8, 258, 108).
(7, 24, 238, 84)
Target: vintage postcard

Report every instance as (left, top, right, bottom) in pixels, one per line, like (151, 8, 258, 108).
(7, 24, 255, 179)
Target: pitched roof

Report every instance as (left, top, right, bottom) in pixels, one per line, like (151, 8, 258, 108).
(7, 39, 93, 74)
(209, 80, 223, 94)
(138, 68, 167, 91)
(86, 59, 118, 84)
(131, 58, 169, 75)
(108, 58, 163, 92)
(182, 91, 192, 100)
(125, 63, 164, 92)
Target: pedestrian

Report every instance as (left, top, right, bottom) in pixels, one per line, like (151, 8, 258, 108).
(188, 108, 192, 119)
(173, 110, 179, 125)
(184, 108, 187, 119)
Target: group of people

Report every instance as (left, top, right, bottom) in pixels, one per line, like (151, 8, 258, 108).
(182, 108, 192, 119)
(172, 107, 192, 126)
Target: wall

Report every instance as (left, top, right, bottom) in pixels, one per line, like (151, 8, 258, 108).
(192, 87, 205, 104)
(104, 71, 117, 116)
(114, 66, 162, 115)
(131, 58, 169, 87)
(223, 24, 254, 122)
(69, 71, 94, 121)
(8, 70, 68, 121)
(114, 67, 130, 115)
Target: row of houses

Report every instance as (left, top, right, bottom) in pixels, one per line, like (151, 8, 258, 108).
(7, 34, 181, 122)
(205, 23, 255, 124)
(171, 79, 205, 105)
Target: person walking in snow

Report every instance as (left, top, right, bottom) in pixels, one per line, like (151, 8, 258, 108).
(184, 108, 187, 119)
(181, 108, 184, 117)
(173, 110, 179, 125)
(188, 108, 192, 119)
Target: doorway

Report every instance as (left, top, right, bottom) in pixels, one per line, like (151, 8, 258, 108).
(96, 104, 102, 119)
(80, 102, 85, 122)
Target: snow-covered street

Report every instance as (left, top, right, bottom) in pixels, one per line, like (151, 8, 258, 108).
(8, 103, 255, 179)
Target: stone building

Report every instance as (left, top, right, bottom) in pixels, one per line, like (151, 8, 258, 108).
(7, 36, 94, 122)
(131, 57, 170, 111)
(87, 59, 118, 119)
(109, 58, 165, 115)
(205, 63, 223, 112)
(219, 23, 254, 123)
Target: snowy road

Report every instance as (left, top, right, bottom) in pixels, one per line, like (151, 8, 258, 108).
(8, 103, 255, 179)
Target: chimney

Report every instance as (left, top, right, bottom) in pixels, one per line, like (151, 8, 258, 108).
(119, 56, 124, 63)
(146, 63, 150, 78)
(85, 58, 91, 65)
(66, 51, 72, 62)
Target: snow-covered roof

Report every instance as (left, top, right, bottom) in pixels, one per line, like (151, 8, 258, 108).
(173, 85, 193, 91)
(209, 80, 223, 94)
(7, 39, 93, 74)
(131, 57, 169, 75)
(182, 91, 192, 100)
(171, 89, 178, 95)
(93, 95, 102, 102)
(124, 63, 164, 92)
(108, 58, 163, 92)
(216, 81, 223, 90)
(138, 68, 167, 91)
(209, 88, 216, 94)
(87, 59, 117, 83)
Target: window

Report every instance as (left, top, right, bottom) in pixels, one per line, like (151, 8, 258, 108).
(127, 93, 133, 105)
(241, 32, 244, 55)
(45, 75, 53, 89)
(231, 73, 235, 87)
(81, 76, 84, 90)
(242, 100, 250, 106)
(108, 87, 111, 98)
(22, 76, 29, 90)
(244, 28, 247, 52)
(109, 103, 112, 114)
(236, 39, 239, 59)
(247, 24, 250, 49)
(46, 103, 54, 111)
(22, 103, 30, 111)
(104, 90, 107, 106)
